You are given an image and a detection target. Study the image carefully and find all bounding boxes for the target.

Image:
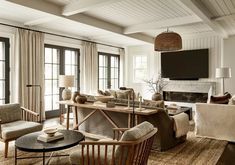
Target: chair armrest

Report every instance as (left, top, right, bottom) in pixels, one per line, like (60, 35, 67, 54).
(21, 107, 40, 122)
(21, 107, 39, 116)
(112, 128, 129, 140)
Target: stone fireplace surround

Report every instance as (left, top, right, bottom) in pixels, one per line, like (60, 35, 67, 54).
(163, 81, 216, 103)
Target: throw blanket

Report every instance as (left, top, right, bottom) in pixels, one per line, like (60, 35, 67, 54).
(172, 113, 189, 138)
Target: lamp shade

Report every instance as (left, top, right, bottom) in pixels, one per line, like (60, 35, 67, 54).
(215, 67, 232, 78)
(59, 75, 74, 87)
(154, 31, 182, 51)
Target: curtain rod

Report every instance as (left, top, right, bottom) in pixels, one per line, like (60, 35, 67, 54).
(0, 22, 124, 49)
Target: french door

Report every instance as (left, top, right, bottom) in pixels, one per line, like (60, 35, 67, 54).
(0, 37, 10, 104)
(44, 44, 80, 118)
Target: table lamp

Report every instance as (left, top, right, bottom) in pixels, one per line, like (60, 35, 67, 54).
(215, 67, 232, 94)
(59, 75, 74, 100)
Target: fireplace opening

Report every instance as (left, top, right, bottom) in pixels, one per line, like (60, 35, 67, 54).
(163, 91, 208, 103)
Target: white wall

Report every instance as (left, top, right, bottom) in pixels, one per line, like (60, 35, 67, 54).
(224, 35, 235, 95)
(126, 34, 224, 99)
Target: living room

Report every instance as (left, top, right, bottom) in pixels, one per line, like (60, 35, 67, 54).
(0, 0, 235, 164)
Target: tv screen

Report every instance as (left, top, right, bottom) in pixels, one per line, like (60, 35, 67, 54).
(161, 49, 209, 80)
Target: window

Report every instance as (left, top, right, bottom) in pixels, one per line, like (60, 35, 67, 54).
(133, 55, 147, 83)
(0, 37, 10, 104)
(98, 52, 120, 90)
(44, 45, 80, 113)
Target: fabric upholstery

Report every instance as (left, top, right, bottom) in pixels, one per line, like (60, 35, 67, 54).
(172, 113, 189, 138)
(210, 93, 232, 104)
(195, 103, 235, 142)
(143, 99, 165, 108)
(115, 121, 154, 164)
(1, 120, 42, 140)
(0, 103, 21, 124)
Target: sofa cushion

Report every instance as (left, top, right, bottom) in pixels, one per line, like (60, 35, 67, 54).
(210, 93, 232, 104)
(0, 103, 22, 124)
(1, 120, 42, 140)
(116, 90, 130, 99)
(143, 99, 164, 108)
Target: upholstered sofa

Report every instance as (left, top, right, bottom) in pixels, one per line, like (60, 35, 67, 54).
(195, 103, 235, 142)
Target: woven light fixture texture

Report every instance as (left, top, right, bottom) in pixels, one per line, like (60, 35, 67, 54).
(155, 30, 182, 51)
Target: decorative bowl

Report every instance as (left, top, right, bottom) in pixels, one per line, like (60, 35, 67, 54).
(95, 96, 114, 103)
(44, 128, 58, 137)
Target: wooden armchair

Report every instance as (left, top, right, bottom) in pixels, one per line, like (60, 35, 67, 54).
(0, 103, 43, 158)
(70, 121, 157, 165)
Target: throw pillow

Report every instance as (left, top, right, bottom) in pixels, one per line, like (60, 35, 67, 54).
(210, 93, 232, 104)
(116, 90, 129, 99)
(229, 95, 235, 105)
(143, 99, 164, 108)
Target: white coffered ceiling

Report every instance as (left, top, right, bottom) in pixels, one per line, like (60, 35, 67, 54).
(0, 0, 235, 47)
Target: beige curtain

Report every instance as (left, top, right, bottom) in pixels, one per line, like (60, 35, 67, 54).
(119, 48, 125, 87)
(80, 41, 98, 94)
(18, 29, 45, 121)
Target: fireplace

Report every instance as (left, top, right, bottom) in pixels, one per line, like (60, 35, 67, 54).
(163, 91, 208, 103)
(162, 81, 216, 104)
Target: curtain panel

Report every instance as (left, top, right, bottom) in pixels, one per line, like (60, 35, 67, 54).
(17, 29, 45, 121)
(80, 41, 98, 94)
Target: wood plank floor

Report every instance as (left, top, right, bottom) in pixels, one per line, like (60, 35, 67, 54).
(217, 142, 235, 165)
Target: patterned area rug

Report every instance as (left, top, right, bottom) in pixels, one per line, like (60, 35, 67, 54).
(0, 132, 227, 165)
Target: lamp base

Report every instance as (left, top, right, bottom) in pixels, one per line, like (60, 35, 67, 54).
(62, 89, 72, 100)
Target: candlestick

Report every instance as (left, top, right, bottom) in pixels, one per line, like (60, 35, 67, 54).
(139, 96, 142, 109)
(127, 93, 130, 108)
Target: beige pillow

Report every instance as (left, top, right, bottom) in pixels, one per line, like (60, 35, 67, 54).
(143, 99, 165, 108)
(116, 90, 129, 99)
(229, 95, 235, 105)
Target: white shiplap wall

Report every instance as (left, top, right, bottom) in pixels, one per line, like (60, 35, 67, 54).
(126, 34, 224, 98)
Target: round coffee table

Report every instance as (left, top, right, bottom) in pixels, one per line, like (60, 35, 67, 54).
(15, 130, 85, 165)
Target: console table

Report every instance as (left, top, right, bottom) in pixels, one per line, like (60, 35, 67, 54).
(58, 100, 160, 130)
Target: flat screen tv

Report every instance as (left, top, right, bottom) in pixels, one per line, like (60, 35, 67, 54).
(161, 49, 209, 80)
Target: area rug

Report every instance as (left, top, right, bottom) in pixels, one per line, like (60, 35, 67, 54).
(0, 132, 227, 165)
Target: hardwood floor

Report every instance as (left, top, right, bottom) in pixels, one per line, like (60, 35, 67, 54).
(217, 142, 235, 165)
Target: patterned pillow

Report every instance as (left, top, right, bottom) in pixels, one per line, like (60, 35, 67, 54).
(143, 99, 165, 108)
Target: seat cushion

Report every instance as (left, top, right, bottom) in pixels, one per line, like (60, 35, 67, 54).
(0, 103, 21, 124)
(1, 120, 43, 140)
(120, 121, 154, 141)
(70, 141, 114, 165)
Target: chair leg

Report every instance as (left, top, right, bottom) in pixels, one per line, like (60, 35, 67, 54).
(4, 141, 9, 158)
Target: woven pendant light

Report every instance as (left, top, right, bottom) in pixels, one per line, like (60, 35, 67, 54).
(154, 29, 182, 51)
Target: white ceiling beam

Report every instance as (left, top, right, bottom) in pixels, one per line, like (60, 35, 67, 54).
(63, 0, 124, 16)
(124, 15, 202, 34)
(24, 17, 57, 26)
(212, 13, 235, 21)
(6, 0, 154, 44)
(179, 0, 228, 38)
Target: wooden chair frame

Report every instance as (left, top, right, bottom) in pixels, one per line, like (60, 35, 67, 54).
(78, 128, 157, 165)
(0, 107, 40, 158)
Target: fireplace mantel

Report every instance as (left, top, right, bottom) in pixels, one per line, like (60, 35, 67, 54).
(163, 81, 216, 94)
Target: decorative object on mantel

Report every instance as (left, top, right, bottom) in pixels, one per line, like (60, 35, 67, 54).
(154, 28, 182, 51)
(59, 75, 74, 100)
(216, 67, 232, 94)
(144, 73, 168, 101)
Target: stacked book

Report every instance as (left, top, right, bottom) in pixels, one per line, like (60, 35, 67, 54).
(37, 132, 64, 142)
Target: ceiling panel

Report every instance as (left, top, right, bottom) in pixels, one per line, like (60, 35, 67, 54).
(197, 0, 235, 18)
(144, 22, 213, 37)
(0, 1, 53, 23)
(84, 0, 195, 27)
(44, 0, 72, 6)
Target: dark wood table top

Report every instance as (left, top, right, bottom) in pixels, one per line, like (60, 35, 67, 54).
(15, 130, 85, 152)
